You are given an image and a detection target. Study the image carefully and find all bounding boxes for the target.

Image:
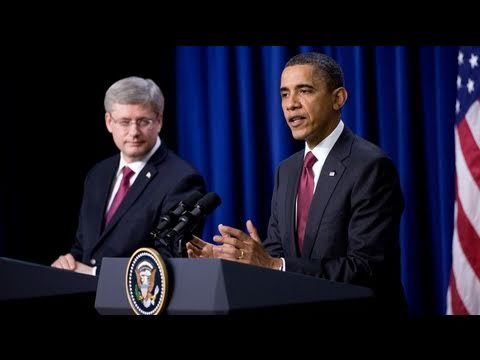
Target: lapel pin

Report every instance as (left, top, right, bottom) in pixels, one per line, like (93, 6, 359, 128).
(329, 171, 336, 177)
(146, 172, 151, 179)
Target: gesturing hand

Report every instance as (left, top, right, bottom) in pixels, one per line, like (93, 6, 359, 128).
(186, 235, 214, 258)
(213, 220, 281, 270)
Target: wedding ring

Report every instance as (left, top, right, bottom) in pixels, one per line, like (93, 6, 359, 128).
(238, 249, 245, 260)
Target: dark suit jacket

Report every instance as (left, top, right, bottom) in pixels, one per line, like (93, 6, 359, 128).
(263, 126, 407, 314)
(71, 141, 206, 267)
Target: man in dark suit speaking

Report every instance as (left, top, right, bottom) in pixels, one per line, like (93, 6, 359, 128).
(52, 76, 205, 276)
(187, 52, 407, 314)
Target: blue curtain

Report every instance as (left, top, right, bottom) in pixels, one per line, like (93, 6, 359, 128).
(175, 46, 458, 315)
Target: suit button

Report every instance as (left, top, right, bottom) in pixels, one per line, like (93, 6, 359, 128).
(90, 259, 96, 265)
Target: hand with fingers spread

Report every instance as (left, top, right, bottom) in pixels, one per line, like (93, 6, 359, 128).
(213, 220, 283, 270)
(51, 253, 95, 276)
(186, 235, 215, 258)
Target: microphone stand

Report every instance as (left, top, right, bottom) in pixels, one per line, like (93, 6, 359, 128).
(164, 230, 191, 258)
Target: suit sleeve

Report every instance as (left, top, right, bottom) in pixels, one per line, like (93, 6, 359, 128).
(262, 167, 284, 257)
(71, 172, 91, 262)
(285, 157, 404, 289)
(71, 215, 84, 261)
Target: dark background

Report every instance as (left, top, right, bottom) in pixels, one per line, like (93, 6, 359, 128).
(0, 43, 177, 265)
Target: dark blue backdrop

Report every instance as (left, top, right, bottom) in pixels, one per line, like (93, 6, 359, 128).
(175, 46, 458, 315)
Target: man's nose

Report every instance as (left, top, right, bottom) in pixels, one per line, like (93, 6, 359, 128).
(128, 123, 141, 134)
(286, 95, 301, 110)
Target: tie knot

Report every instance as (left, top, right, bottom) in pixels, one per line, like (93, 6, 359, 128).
(122, 166, 135, 181)
(303, 152, 317, 169)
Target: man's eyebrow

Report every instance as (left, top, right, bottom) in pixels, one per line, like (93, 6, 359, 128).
(280, 84, 315, 91)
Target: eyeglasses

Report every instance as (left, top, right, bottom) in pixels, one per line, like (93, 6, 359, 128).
(110, 116, 156, 130)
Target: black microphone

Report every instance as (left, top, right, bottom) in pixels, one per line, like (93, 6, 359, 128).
(165, 192, 221, 256)
(150, 191, 203, 244)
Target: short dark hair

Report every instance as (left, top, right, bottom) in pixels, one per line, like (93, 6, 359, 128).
(285, 52, 344, 90)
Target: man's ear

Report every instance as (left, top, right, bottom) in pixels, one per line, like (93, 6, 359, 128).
(333, 87, 348, 110)
(105, 112, 113, 133)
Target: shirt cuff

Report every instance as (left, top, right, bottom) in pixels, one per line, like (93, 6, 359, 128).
(279, 257, 286, 271)
(92, 266, 97, 276)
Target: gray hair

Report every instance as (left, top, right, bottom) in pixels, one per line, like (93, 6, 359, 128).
(104, 76, 164, 114)
(285, 52, 344, 91)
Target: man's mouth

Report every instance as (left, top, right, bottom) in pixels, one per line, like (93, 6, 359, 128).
(288, 115, 306, 127)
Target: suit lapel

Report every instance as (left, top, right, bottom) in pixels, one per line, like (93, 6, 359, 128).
(302, 127, 354, 258)
(101, 164, 158, 235)
(99, 143, 168, 239)
(302, 157, 345, 257)
(285, 151, 303, 257)
(94, 161, 118, 237)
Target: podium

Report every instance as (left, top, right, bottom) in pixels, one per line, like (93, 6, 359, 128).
(0, 257, 98, 314)
(95, 257, 376, 315)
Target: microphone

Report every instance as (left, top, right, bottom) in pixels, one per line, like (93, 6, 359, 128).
(150, 191, 203, 244)
(165, 192, 222, 256)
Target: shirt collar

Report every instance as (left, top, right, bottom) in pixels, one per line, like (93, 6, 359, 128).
(304, 120, 344, 159)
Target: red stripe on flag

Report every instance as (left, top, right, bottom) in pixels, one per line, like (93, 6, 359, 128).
(450, 271, 469, 315)
(456, 192, 480, 278)
(458, 118, 480, 189)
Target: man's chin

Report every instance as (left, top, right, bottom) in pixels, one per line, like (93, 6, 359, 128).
(124, 148, 146, 159)
(291, 130, 306, 141)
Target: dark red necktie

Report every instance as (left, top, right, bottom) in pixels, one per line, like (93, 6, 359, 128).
(297, 151, 317, 253)
(105, 166, 135, 226)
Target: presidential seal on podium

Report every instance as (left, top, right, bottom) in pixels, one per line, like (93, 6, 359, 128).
(125, 247, 168, 315)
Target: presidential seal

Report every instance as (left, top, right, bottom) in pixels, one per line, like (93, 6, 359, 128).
(125, 247, 168, 315)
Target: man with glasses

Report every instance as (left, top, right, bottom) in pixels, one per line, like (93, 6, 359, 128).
(52, 76, 206, 275)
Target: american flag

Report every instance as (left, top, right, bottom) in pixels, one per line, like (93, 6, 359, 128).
(447, 46, 480, 315)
